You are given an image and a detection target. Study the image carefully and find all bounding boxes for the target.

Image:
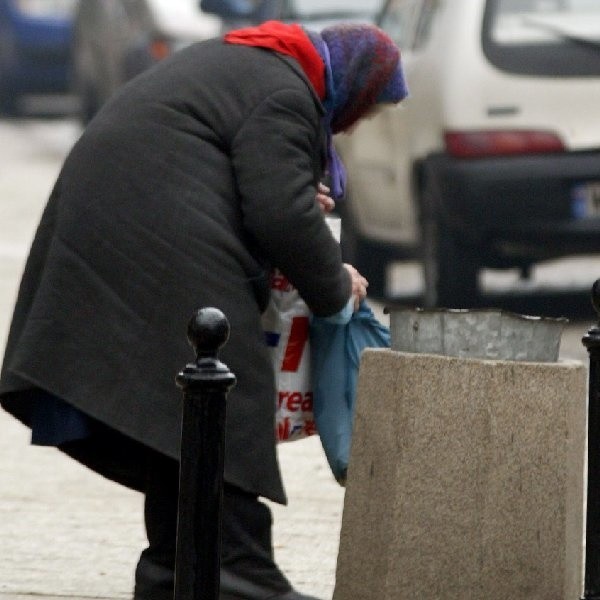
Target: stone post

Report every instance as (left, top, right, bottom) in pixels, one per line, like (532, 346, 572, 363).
(333, 318, 586, 599)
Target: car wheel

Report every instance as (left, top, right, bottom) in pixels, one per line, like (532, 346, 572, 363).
(0, 33, 19, 116)
(0, 90, 19, 117)
(338, 194, 389, 300)
(420, 182, 480, 309)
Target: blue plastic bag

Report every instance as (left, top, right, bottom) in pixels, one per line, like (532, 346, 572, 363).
(310, 300, 390, 484)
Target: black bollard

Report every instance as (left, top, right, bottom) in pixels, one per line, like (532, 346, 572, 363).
(174, 307, 236, 600)
(582, 279, 600, 599)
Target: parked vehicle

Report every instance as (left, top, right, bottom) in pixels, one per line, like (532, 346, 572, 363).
(336, 0, 600, 305)
(0, 0, 78, 115)
(72, 0, 384, 124)
(71, 0, 222, 124)
(200, 0, 382, 29)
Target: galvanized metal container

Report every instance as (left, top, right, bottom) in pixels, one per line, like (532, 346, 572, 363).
(386, 307, 567, 363)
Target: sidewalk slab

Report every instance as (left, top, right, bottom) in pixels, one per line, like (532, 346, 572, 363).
(0, 410, 344, 600)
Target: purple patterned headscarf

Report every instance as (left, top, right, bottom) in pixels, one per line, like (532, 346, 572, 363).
(307, 24, 408, 199)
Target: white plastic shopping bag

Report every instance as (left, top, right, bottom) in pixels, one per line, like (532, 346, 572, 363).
(263, 216, 341, 442)
(263, 270, 314, 442)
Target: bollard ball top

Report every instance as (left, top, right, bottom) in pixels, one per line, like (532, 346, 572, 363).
(187, 307, 230, 359)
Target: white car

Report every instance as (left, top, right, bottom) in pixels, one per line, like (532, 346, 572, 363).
(336, 0, 600, 306)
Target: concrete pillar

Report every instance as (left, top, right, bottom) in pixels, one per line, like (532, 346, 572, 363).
(333, 349, 586, 600)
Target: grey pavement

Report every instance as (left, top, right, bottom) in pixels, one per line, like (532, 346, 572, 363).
(0, 410, 344, 599)
(0, 119, 344, 600)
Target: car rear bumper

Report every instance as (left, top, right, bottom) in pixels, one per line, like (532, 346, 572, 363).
(425, 149, 600, 259)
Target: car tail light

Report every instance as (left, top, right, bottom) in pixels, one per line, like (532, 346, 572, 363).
(444, 130, 565, 158)
(149, 39, 172, 61)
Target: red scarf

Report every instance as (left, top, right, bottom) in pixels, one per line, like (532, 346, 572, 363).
(224, 20, 326, 100)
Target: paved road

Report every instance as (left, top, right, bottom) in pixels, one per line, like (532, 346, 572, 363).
(0, 117, 595, 599)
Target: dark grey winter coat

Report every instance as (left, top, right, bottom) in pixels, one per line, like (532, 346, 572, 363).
(0, 39, 351, 504)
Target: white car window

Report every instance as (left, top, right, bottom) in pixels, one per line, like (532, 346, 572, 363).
(379, 0, 424, 50)
(483, 0, 600, 76)
(492, 0, 600, 45)
(412, 0, 437, 49)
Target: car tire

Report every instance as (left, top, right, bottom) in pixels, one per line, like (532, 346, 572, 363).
(0, 33, 18, 116)
(0, 90, 19, 117)
(338, 194, 389, 300)
(420, 178, 481, 309)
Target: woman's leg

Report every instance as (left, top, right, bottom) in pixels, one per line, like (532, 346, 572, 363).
(132, 453, 317, 599)
(220, 485, 292, 599)
(133, 453, 179, 600)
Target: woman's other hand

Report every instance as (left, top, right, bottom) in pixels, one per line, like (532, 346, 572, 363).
(316, 182, 335, 213)
(343, 263, 368, 310)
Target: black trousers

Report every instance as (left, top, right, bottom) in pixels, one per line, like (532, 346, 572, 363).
(133, 452, 292, 600)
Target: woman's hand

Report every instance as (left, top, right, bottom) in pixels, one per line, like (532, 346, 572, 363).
(316, 182, 335, 213)
(344, 263, 369, 310)
(319, 184, 366, 309)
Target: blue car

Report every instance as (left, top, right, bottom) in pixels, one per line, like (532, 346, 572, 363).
(0, 0, 77, 114)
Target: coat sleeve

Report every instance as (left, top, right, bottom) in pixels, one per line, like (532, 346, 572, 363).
(231, 87, 352, 317)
